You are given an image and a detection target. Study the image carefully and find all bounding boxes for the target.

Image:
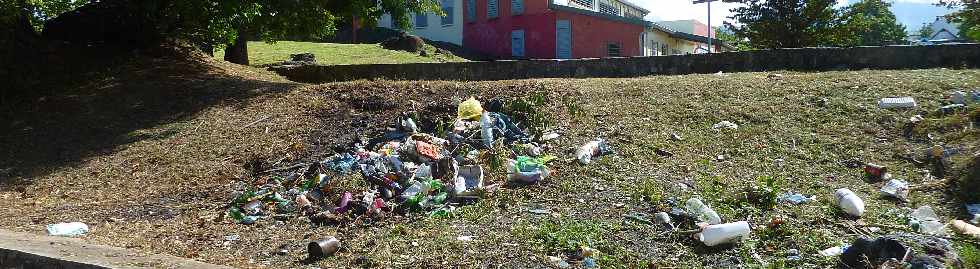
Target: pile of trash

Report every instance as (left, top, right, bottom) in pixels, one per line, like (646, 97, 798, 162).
(223, 97, 613, 230)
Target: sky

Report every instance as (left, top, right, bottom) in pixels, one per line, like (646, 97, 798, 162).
(638, 0, 958, 33)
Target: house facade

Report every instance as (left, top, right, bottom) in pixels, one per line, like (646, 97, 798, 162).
(462, 0, 649, 59)
(378, 0, 465, 45)
(377, 0, 731, 58)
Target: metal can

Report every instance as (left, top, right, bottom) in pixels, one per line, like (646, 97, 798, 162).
(864, 163, 887, 179)
(308, 236, 341, 259)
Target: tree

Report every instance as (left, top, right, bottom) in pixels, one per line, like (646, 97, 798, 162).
(918, 23, 934, 40)
(725, 0, 838, 49)
(714, 26, 751, 51)
(831, 0, 907, 47)
(941, 0, 980, 41)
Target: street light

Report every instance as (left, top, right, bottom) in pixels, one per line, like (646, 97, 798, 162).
(692, 0, 717, 53)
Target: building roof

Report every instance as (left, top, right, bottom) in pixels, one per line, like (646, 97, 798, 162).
(618, 0, 650, 14)
(646, 21, 735, 50)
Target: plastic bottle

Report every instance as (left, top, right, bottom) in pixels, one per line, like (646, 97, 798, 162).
(46, 222, 89, 236)
(835, 188, 865, 217)
(697, 221, 751, 246)
(480, 111, 494, 147)
(685, 198, 722, 225)
(879, 179, 909, 200)
(576, 139, 610, 165)
(878, 97, 916, 109)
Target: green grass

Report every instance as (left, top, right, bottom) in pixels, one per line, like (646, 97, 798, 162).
(215, 41, 464, 66)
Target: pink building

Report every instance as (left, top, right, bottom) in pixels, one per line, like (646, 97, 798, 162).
(462, 0, 650, 59)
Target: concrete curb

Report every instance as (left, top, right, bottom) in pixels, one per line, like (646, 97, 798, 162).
(0, 229, 234, 269)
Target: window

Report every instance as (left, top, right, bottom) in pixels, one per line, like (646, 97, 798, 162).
(570, 0, 594, 10)
(652, 42, 660, 55)
(512, 0, 524, 15)
(599, 2, 620, 16)
(415, 13, 428, 28)
(662, 44, 668, 55)
(441, 0, 454, 25)
(607, 43, 621, 57)
(466, 0, 476, 22)
(488, 0, 498, 18)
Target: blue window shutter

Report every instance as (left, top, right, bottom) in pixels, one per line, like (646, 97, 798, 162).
(467, 0, 476, 22)
(512, 0, 524, 15)
(441, 0, 454, 25)
(488, 0, 498, 18)
(415, 13, 428, 28)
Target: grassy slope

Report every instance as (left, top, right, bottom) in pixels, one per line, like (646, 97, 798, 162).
(215, 41, 463, 66)
(0, 56, 978, 269)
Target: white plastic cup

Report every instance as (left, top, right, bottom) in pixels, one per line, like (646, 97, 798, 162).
(835, 188, 865, 217)
(698, 221, 751, 246)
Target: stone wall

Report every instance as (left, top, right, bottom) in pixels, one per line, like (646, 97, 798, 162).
(271, 44, 980, 83)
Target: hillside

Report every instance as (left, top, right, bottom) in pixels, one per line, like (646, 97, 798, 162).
(0, 53, 977, 268)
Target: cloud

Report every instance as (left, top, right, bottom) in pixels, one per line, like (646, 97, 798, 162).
(637, 0, 742, 26)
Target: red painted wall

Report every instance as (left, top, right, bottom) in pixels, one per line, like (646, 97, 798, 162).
(463, 0, 646, 59)
(555, 11, 644, 58)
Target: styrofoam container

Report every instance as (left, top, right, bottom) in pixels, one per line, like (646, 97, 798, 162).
(878, 97, 916, 109)
(835, 188, 865, 217)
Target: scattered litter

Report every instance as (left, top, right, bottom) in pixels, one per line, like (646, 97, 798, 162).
(834, 188, 865, 217)
(967, 204, 980, 224)
(819, 245, 847, 257)
(576, 138, 614, 165)
(457, 235, 474, 242)
(583, 257, 597, 268)
(670, 132, 684, 141)
(547, 256, 571, 268)
(909, 114, 924, 123)
(654, 148, 673, 157)
(224, 234, 240, 241)
(308, 237, 341, 259)
(46, 222, 89, 237)
(223, 97, 552, 227)
(541, 132, 561, 141)
(654, 212, 675, 230)
(697, 221, 751, 246)
(841, 237, 908, 268)
(508, 156, 553, 183)
(786, 248, 801, 261)
(712, 121, 738, 130)
(878, 97, 916, 109)
(863, 163, 888, 180)
(685, 198, 722, 225)
(529, 208, 551, 215)
(767, 73, 783, 80)
(457, 97, 484, 120)
(879, 179, 910, 201)
(777, 192, 815, 204)
(939, 104, 965, 115)
(909, 206, 944, 235)
(951, 220, 980, 239)
(624, 212, 654, 225)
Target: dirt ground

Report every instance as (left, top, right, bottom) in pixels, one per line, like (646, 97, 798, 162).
(1, 54, 978, 268)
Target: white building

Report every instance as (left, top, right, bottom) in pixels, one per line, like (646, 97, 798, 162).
(377, 0, 464, 45)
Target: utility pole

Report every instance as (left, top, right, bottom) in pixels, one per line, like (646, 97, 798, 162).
(693, 0, 718, 53)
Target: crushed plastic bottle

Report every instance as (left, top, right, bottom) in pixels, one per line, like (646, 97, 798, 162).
(910, 206, 944, 235)
(576, 139, 614, 165)
(685, 198, 722, 225)
(47, 222, 89, 236)
(835, 188, 865, 217)
(507, 156, 552, 183)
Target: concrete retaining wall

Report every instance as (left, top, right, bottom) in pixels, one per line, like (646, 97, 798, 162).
(272, 44, 980, 83)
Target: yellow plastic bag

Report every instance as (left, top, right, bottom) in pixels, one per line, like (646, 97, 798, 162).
(457, 97, 483, 120)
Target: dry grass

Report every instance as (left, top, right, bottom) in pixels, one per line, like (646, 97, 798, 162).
(1, 55, 978, 268)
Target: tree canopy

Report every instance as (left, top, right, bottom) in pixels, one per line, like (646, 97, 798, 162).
(941, 0, 980, 41)
(831, 0, 907, 47)
(725, 0, 838, 49)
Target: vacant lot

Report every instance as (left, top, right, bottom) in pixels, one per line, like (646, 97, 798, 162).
(0, 53, 977, 268)
(215, 41, 463, 66)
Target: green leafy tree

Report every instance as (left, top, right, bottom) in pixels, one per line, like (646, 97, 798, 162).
(941, 0, 980, 41)
(714, 26, 751, 51)
(918, 23, 934, 40)
(725, 0, 838, 49)
(832, 0, 907, 46)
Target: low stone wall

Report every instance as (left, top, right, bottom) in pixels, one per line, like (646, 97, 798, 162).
(272, 44, 980, 83)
